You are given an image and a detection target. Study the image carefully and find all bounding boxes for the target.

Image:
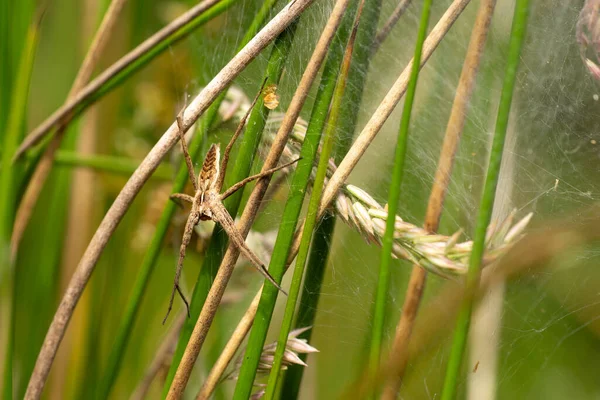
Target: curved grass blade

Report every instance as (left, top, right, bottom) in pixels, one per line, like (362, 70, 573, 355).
(440, 1, 530, 399)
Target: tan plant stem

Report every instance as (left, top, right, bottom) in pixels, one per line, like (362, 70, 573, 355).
(23, 2, 314, 399)
(196, 291, 261, 399)
(14, 0, 223, 159)
(196, 1, 474, 393)
(10, 0, 128, 259)
(381, 2, 496, 397)
(371, 0, 412, 52)
(318, 0, 473, 218)
(130, 313, 187, 400)
(167, 1, 349, 398)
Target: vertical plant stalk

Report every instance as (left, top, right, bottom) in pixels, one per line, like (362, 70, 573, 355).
(10, 0, 128, 258)
(14, 0, 229, 158)
(229, 2, 353, 399)
(169, 2, 351, 398)
(99, 1, 283, 397)
(264, 2, 364, 398)
(196, 1, 469, 394)
(23, 2, 315, 399)
(317, 0, 473, 220)
(371, 0, 412, 52)
(440, 1, 530, 399)
(280, 0, 383, 395)
(382, 1, 497, 397)
(367, 0, 432, 394)
(1, 15, 40, 400)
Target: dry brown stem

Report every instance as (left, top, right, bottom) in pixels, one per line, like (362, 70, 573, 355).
(166, 0, 349, 398)
(24, 2, 314, 398)
(381, 1, 496, 397)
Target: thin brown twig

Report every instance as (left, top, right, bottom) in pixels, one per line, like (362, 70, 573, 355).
(167, 1, 349, 398)
(381, 1, 497, 397)
(129, 313, 187, 400)
(371, 0, 412, 53)
(10, 0, 128, 259)
(14, 0, 223, 159)
(196, 1, 474, 394)
(23, 2, 315, 399)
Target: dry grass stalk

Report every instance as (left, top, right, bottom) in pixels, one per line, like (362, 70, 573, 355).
(10, 0, 128, 259)
(14, 0, 223, 159)
(167, 1, 349, 397)
(24, 2, 315, 398)
(382, 1, 497, 396)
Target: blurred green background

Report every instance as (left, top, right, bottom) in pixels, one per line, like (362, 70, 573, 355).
(2, 0, 600, 399)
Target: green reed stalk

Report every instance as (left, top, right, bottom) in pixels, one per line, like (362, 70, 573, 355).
(279, 1, 383, 396)
(367, 0, 432, 394)
(440, 1, 530, 399)
(263, 5, 363, 398)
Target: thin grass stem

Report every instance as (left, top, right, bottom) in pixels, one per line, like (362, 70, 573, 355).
(367, 0, 432, 395)
(440, 1, 530, 398)
(382, 1, 497, 397)
(226, 2, 352, 399)
(264, 3, 364, 398)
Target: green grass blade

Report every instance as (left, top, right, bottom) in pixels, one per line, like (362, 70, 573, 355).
(262, 4, 362, 397)
(1, 13, 39, 399)
(367, 0, 432, 393)
(440, 2, 530, 399)
(279, 1, 383, 396)
(278, 216, 335, 398)
(231, 8, 356, 399)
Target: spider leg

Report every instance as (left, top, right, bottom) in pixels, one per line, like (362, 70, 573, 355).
(210, 201, 287, 295)
(217, 77, 269, 192)
(176, 109, 199, 192)
(220, 157, 301, 201)
(169, 193, 194, 208)
(163, 211, 199, 324)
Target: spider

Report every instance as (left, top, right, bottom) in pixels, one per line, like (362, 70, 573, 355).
(163, 83, 299, 324)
